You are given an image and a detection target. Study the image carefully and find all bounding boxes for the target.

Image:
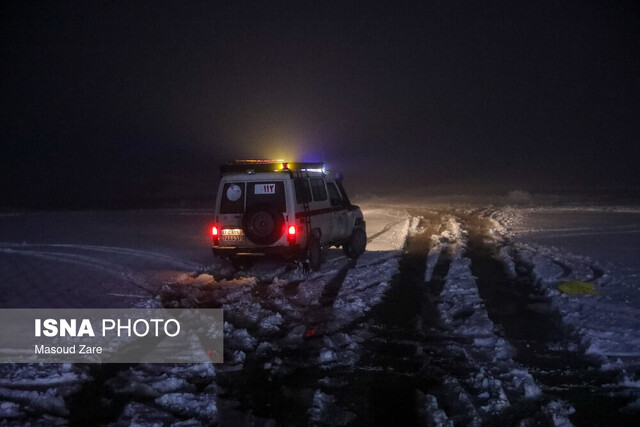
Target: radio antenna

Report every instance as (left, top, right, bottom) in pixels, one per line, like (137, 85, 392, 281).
(320, 139, 327, 165)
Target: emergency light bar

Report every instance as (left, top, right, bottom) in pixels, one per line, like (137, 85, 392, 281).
(220, 160, 325, 175)
(232, 159, 285, 164)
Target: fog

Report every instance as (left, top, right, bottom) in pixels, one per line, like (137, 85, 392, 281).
(2, 1, 639, 208)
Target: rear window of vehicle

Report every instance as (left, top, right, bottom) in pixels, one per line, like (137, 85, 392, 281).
(246, 181, 286, 212)
(310, 178, 327, 202)
(219, 182, 246, 214)
(294, 178, 312, 204)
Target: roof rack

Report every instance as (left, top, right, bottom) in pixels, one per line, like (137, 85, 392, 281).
(220, 160, 325, 175)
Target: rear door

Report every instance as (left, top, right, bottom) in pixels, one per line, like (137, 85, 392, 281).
(308, 177, 334, 244)
(326, 181, 349, 240)
(246, 181, 286, 212)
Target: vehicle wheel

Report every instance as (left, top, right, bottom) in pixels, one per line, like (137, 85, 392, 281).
(343, 227, 366, 259)
(242, 203, 285, 245)
(306, 237, 322, 271)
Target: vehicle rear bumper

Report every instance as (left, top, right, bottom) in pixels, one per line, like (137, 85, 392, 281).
(212, 244, 301, 257)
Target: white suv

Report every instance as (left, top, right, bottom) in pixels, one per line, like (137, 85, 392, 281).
(212, 160, 366, 270)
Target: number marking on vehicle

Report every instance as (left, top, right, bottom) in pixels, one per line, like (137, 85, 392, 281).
(255, 184, 276, 194)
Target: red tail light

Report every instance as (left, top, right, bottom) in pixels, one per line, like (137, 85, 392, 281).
(287, 224, 296, 244)
(212, 226, 219, 246)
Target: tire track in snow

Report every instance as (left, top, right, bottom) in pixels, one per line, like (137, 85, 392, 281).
(366, 219, 407, 243)
(281, 217, 440, 425)
(469, 211, 640, 425)
(416, 213, 571, 426)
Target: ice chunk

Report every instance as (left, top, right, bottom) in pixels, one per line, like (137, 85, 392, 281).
(259, 313, 283, 333)
(0, 387, 68, 417)
(317, 349, 337, 364)
(229, 328, 257, 351)
(155, 392, 218, 423)
(0, 401, 22, 419)
(307, 390, 335, 423)
(417, 392, 453, 427)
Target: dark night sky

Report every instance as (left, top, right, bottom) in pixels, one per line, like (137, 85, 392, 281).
(2, 1, 639, 208)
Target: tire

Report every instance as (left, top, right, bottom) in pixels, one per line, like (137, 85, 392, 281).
(343, 227, 367, 259)
(306, 237, 322, 271)
(242, 203, 285, 245)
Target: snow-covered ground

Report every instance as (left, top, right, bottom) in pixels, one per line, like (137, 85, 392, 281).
(499, 206, 640, 272)
(493, 206, 640, 359)
(491, 206, 640, 421)
(1, 202, 639, 425)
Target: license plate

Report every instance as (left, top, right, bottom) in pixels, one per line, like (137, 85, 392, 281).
(221, 229, 245, 242)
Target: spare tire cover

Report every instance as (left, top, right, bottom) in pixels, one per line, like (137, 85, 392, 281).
(242, 203, 285, 245)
